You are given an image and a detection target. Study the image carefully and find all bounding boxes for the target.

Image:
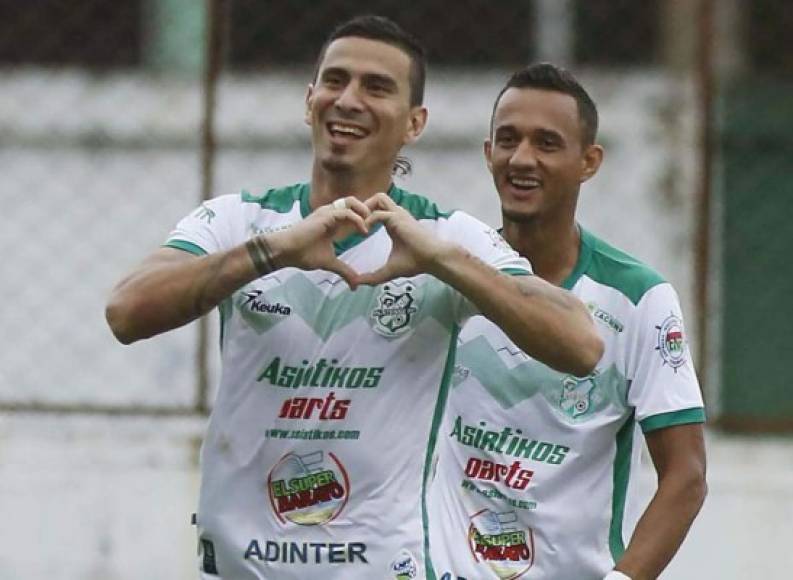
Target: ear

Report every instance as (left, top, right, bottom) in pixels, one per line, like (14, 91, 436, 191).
(304, 84, 315, 126)
(580, 143, 604, 183)
(483, 139, 494, 174)
(402, 106, 428, 145)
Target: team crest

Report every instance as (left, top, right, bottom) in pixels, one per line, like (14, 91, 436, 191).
(559, 373, 600, 420)
(468, 508, 535, 579)
(371, 283, 419, 337)
(655, 313, 687, 371)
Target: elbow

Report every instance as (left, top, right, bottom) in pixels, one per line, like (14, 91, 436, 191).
(105, 294, 140, 345)
(568, 333, 605, 378)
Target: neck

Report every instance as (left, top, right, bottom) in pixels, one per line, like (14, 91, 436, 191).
(309, 162, 394, 209)
(501, 216, 580, 287)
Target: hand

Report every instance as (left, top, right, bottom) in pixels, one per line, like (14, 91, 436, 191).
(357, 192, 455, 286)
(267, 196, 370, 289)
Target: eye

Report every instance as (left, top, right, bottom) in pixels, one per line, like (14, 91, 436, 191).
(537, 134, 562, 151)
(495, 134, 517, 147)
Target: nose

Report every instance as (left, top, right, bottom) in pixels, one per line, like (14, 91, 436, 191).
(334, 81, 364, 114)
(510, 139, 537, 169)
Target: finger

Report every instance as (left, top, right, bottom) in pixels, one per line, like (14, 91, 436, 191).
(364, 192, 398, 212)
(356, 263, 398, 287)
(364, 209, 395, 229)
(344, 197, 371, 220)
(325, 259, 361, 290)
(335, 208, 369, 236)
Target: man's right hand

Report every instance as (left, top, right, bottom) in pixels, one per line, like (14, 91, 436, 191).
(268, 196, 371, 289)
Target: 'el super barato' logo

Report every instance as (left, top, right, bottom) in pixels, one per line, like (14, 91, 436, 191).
(468, 508, 535, 579)
(267, 450, 349, 526)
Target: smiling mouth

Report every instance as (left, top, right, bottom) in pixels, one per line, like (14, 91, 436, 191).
(327, 122, 369, 139)
(507, 175, 542, 191)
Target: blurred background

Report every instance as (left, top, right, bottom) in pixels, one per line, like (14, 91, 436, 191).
(1, 1, 791, 578)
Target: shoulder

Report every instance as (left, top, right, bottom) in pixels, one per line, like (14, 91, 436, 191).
(240, 183, 307, 214)
(581, 229, 667, 306)
(390, 186, 453, 221)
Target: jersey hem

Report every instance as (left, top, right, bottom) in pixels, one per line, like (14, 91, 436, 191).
(640, 407, 706, 433)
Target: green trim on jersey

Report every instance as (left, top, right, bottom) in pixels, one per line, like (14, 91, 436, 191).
(391, 185, 452, 221)
(164, 239, 208, 256)
(501, 267, 532, 276)
(218, 297, 233, 350)
(609, 411, 635, 562)
(241, 184, 305, 214)
(640, 407, 706, 433)
(564, 228, 666, 306)
(423, 325, 461, 580)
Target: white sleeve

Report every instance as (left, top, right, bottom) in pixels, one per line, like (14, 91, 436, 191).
(164, 194, 246, 255)
(440, 211, 533, 325)
(625, 283, 706, 432)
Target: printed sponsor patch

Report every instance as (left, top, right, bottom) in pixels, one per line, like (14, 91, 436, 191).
(655, 313, 687, 371)
(267, 450, 349, 526)
(467, 508, 535, 579)
(390, 549, 419, 579)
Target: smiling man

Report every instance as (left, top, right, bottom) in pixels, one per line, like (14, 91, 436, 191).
(427, 64, 707, 580)
(105, 17, 601, 580)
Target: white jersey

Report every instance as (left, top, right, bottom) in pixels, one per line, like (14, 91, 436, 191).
(427, 228, 705, 580)
(164, 183, 531, 580)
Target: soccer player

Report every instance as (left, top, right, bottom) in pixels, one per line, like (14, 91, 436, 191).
(427, 64, 707, 580)
(105, 18, 602, 580)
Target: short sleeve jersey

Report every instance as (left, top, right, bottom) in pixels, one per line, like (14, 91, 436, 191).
(427, 227, 705, 580)
(164, 183, 531, 580)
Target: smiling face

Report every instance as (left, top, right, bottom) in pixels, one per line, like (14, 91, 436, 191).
(305, 36, 427, 182)
(485, 87, 601, 226)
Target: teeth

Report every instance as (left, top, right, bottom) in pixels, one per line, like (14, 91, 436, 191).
(510, 177, 540, 188)
(329, 123, 366, 137)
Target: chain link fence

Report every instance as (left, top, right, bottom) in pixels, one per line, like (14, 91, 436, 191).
(2, 1, 793, 578)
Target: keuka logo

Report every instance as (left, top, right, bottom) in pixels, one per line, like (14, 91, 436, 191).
(268, 450, 349, 526)
(468, 509, 535, 579)
(242, 290, 291, 315)
(655, 313, 686, 372)
(371, 283, 419, 337)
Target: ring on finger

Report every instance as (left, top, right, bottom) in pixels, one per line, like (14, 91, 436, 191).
(332, 198, 347, 210)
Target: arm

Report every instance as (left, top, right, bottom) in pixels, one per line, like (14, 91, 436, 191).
(106, 197, 370, 344)
(613, 423, 707, 580)
(428, 245, 601, 376)
(358, 193, 603, 376)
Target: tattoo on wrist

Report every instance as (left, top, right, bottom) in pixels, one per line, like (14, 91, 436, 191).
(246, 235, 278, 276)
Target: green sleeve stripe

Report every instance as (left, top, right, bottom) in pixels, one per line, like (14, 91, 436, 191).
(500, 267, 532, 276)
(163, 240, 208, 256)
(640, 407, 706, 433)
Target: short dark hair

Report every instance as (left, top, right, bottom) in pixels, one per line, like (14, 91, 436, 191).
(315, 15, 427, 107)
(491, 63, 599, 146)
